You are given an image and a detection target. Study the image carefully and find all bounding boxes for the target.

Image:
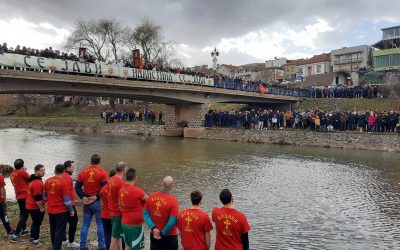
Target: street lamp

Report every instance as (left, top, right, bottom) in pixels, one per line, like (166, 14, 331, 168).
(211, 47, 219, 70)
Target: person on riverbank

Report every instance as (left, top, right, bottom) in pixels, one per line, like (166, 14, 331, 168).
(61, 160, 79, 248)
(212, 189, 250, 250)
(108, 162, 126, 250)
(100, 169, 116, 250)
(26, 164, 45, 245)
(75, 154, 108, 250)
(119, 168, 148, 250)
(144, 176, 179, 250)
(44, 164, 75, 250)
(177, 190, 213, 250)
(0, 172, 13, 236)
(10, 159, 30, 242)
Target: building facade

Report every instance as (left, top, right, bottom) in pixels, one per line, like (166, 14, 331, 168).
(234, 63, 265, 81)
(373, 25, 400, 72)
(217, 64, 239, 77)
(331, 45, 372, 85)
(297, 53, 331, 78)
(265, 58, 288, 68)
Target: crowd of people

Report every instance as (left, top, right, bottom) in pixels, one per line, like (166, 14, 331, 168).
(0, 155, 250, 250)
(1, 42, 385, 99)
(101, 110, 163, 124)
(205, 108, 400, 133)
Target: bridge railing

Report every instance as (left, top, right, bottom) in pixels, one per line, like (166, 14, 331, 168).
(0, 52, 310, 98)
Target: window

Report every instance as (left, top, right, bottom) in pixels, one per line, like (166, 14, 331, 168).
(316, 65, 321, 73)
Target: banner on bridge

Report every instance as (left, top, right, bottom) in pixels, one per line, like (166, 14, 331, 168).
(0, 53, 214, 86)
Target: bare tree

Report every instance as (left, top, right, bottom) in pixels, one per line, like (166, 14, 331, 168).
(126, 18, 181, 66)
(65, 19, 110, 61)
(102, 19, 127, 62)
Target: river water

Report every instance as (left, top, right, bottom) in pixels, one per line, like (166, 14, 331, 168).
(0, 128, 399, 249)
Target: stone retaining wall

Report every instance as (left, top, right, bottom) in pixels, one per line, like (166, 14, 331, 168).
(1, 118, 399, 152)
(191, 128, 400, 152)
(0, 118, 161, 136)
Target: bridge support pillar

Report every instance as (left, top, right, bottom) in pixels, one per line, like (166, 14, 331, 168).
(161, 103, 207, 137)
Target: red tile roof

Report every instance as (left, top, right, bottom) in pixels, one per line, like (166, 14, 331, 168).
(283, 53, 330, 67)
(221, 64, 240, 71)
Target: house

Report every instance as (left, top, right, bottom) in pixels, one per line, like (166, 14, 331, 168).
(297, 53, 332, 77)
(283, 59, 306, 80)
(234, 63, 265, 81)
(217, 64, 239, 77)
(331, 45, 372, 85)
(372, 25, 400, 72)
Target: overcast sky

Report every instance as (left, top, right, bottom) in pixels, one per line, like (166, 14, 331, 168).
(0, 0, 399, 67)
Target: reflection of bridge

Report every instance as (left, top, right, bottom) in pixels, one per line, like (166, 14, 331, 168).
(0, 70, 299, 135)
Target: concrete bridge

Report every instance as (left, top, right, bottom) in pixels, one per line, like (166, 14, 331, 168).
(0, 69, 300, 136)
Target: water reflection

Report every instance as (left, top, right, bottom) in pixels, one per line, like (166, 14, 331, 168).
(0, 128, 399, 249)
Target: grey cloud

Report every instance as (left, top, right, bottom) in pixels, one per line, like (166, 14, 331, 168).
(1, 0, 400, 64)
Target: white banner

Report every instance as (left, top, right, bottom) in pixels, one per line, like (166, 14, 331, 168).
(0, 53, 214, 86)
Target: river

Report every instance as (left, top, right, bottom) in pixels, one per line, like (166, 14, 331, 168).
(0, 128, 399, 249)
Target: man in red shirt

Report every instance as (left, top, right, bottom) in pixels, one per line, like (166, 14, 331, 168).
(177, 190, 213, 250)
(119, 168, 148, 250)
(26, 164, 45, 245)
(75, 154, 108, 250)
(44, 164, 75, 250)
(144, 176, 179, 250)
(101, 169, 116, 250)
(108, 162, 126, 250)
(10, 158, 30, 242)
(61, 160, 79, 248)
(212, 189, 250, 250)
(0, 173, 13, 236)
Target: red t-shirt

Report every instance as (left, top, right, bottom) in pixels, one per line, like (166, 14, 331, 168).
(0, 175, 5, 204)
(119, 183, 146, 226)
(77, 165, 108, 196)
(26, 177, 44, 210)
(212, 207, 251, 250)
(177, 208, 213, 250)
(144, 191, 179, 236)
(62, 172, 76, 206)
(100, 184, 110, 219)
(44, 176, 69, 214)
(10, 168, 30, 200)
(107, 176, 124, 217)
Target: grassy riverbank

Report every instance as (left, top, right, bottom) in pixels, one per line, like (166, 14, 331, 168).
(0, 201, 101, 249)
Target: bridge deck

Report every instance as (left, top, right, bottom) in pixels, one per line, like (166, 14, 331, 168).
(0, 69, 300, 104)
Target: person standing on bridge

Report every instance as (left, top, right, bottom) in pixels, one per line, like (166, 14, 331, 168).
(212, 189, 250, 250)
(177, 190, 213, 250)
(75, 154, 108, 250)
(144, 176, 179, 250)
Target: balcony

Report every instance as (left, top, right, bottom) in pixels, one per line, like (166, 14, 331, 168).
(333, 58, 363, 65)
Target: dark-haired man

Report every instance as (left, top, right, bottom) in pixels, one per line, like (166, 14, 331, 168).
(45, 164, 75, 250)
(177, 190, 213, 250)
(108, 162, 126, 250)
(212, 189, 250, 250)
(61, 160, 79, 248)
(144, 176, 179, 250)
(101, 169, 117, 250)
(119, 168, 148, 250)
(75, 154, 108, 250)
(10, 159, 30, 242)
(26, 164, 45, 245)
